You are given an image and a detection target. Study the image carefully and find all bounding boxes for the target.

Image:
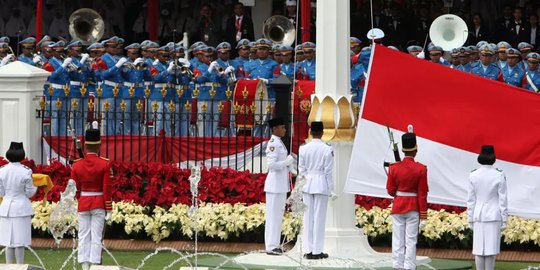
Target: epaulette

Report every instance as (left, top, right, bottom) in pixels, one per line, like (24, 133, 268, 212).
(73, 158, 82, 163)
(269, 138, 274, 142)
(22, 165, 31, 170)
(471, 168, 477, 172)
(100, 156, 109, 161)
(496, 168, 503, 172)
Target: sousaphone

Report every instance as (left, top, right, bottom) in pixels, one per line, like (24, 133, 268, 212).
(429, 14, 468, 51)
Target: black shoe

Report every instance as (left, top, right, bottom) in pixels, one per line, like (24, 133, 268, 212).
(266, 248, 284, 255)
(303, 252, 313, 259)
(311, 253, 329, 259)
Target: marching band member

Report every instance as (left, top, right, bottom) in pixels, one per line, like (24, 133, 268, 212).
(471, 45, 503, 81)
(66, 40, 90, 135)
(17, 37, 36, 66)
(43, 41, 71, 136)
(501, 48, 525, 87)
(523, 52, 540, 92)
(121, 43, 146, 135)
(149, 45, 176, 135)
(298, 42, 316, 80)
(95, 36, 128, 135)
(232, 38, 251, 78)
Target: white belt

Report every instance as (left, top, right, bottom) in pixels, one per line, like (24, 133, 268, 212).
(81, 191, 103, 196)
(200, 83, 215, 87)
(143, 81, 153, 86)
(70, 81, 82, 86)
(124, 82, 140, 88)
(154, 83, 169, 88)
(104, 80, 120, 87)
(308, 170, 324, 175)
(396, 191, 417, 197)
(51, 83, 65, 89)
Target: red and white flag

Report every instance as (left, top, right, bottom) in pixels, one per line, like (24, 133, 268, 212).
(345, 45, 540, 219)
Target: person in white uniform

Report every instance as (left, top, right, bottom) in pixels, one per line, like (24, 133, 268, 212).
(467, 145, 508, 270)
(299, 121, 334, 260)
(0, 142, 37, 264)
(264, 117, 294, 255)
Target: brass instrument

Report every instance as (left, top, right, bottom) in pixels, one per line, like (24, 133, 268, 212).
(69, 8, 105, 45)
(214, 64, 236, 84)
(262, 15, 296, 46)
(429, 14, 469, 51)
(123, 61, 148, 70)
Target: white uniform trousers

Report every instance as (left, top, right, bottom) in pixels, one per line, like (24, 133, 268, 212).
(392, 211, 419, 270)
(78, 209, 106, 264)
(265, 192, 287, 251)
(302, 193, 328, 254)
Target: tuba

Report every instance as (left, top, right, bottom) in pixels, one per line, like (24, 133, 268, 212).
(263, 15, 296, 46)
(429, 14, 468, 51)
(69, 8, 105, 45)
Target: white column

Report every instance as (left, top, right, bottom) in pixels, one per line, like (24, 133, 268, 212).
(315, 0, 351, 97)
(0, 61, 49, 161)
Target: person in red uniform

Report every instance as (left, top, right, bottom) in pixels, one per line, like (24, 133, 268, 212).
(386, 126, 429, 270)
(70, 121, 112, 270)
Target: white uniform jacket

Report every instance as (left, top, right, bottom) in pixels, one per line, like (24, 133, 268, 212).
(299, 139, 334, 195)
(467, 165, 508, 223)
(0, 163, 37, 217)
(264, 135, 291, 193)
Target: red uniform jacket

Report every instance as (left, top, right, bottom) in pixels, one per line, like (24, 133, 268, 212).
(71, 153, 112, 212)
(386, 156, 429, 219)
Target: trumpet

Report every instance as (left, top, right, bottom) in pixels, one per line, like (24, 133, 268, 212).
(123, 61, 148, 70)
(214, 64, 237, 84)
(180, 65, 194, 79)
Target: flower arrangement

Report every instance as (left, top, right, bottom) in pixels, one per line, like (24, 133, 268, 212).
(3, 157, 535, 248)
(30, 201, 540, 248)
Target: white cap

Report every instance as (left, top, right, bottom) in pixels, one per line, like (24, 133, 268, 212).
(285, 0, 297, 6)
(366, 28, 385, 40)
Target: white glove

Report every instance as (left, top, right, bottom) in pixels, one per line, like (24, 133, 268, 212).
(80, 53, 89, 64)
(416, 51, 425, 59)
(33, 55, 42, 64)
(115, 57, 128, 68)
(283, 155, 294, 166)
(152, 59, 159, 66)
(208, 61, 218, 73)
(330, 192, 338, 201)
(178, 58, 190, 67)
(167, 61, 176, 73)
(133, 57, 144, 66)
(288, 164, 297, 175)
(260, 78, 269, 84)
(0, 54, 14, 66)
(105, 211, 112, 221)
(419, 220, 427, 230)
(61, 57, 73, 68)
(225, 66, 235, 74)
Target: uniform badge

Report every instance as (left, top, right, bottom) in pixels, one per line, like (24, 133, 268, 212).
(270, 146, 275, 152)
